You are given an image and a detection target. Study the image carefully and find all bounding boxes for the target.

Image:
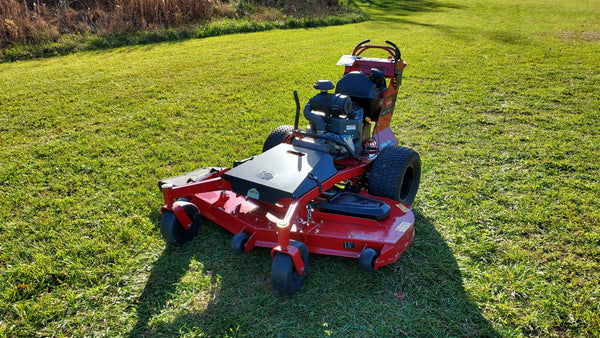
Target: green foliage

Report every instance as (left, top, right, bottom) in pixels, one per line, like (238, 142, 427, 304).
(1, 0, 599, 336)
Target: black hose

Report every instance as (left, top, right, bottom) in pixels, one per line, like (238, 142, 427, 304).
(294, 91, 301, 131)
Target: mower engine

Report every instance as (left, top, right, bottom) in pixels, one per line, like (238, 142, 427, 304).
(303, 80, 365, 156)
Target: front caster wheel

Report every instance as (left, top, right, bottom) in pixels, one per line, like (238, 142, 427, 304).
(271, 241, 309, 294)
(160, 201, 202, 246)
(359, 248, 378, 271)
(231, 232, 249, 254)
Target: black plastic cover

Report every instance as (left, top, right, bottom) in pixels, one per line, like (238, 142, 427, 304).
(222, 144, 338, 205)
(319, 191, 391, 220)
(335, 71, 378, 98)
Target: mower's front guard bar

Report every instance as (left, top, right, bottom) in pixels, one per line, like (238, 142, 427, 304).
(353, 45, 397, 63)
(270, 161, 374, 275)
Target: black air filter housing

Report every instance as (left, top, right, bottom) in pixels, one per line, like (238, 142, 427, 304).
(335, 71, 384, 120)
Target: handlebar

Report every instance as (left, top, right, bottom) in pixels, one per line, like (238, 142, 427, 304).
(385, 40, 401, 62)
(354, 39, 371, 51)
(352, 39, 401, 63)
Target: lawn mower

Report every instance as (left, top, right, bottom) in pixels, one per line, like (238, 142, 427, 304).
(158, 40, 421, 294)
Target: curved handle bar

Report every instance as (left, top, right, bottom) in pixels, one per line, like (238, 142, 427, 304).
(351, 40, 401, 63)
(385, 40, 401, 63)
(353, 39, 371, 51)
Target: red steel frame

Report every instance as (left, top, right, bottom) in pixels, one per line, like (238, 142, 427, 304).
(160, 42, 413, 274)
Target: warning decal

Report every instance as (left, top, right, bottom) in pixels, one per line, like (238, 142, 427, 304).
(396, 204, 409, 212)
(394, 221, 412, 233)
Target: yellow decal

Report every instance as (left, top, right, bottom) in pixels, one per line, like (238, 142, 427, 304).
(247, 188, 260, 200)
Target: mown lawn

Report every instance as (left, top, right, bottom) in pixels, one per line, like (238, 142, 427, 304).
(1, 0, 599, 336)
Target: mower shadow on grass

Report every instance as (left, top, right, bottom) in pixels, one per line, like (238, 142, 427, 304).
(129, 211, 499, 336)
(127, 242, 197, 337)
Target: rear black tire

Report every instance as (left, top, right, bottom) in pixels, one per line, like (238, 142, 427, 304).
(263, 125, 294, 152)
(160, 201, 202, 246)
(368, 146, 421, 205)
(271, 241, 309, 294)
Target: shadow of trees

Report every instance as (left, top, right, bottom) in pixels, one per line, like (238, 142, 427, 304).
(129, 210, 497, 336)
(357, 0, 464, 19)
(361, 0, 462, 13)
(356, 0, 530, 46)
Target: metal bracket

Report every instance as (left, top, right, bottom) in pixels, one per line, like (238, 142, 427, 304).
(172, 204, 192, 230)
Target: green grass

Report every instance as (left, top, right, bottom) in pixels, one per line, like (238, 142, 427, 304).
(1, 0, 599, 336)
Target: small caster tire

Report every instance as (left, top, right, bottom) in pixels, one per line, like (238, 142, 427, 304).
(160, 201, 202, 246)
(271, 241, 309, 294)
(231, 232, 250, 254)
(359, 248, 378, 271)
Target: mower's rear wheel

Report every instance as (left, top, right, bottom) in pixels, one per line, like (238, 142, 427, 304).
(160, 201, 202, 246)
(271, 241, 309, 294)
(359, 248, 378, 271)
(231, 232, 249, 254)
(368, 146, 421, 204)
(263, 125, 294, 152)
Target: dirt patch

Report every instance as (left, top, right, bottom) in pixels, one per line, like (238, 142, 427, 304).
(558, 30, 600, 42)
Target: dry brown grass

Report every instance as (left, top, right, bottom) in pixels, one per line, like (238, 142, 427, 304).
(0, 0, 347, 48)
(558, 30, 600, 42)
(1, 0, 58, 46)
(0, 0, 214, 47)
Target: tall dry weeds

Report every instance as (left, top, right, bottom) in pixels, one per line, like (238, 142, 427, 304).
(1, 0, 213, 47)
(1, 0, 349, 48)
(1, 0, 58, 46)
